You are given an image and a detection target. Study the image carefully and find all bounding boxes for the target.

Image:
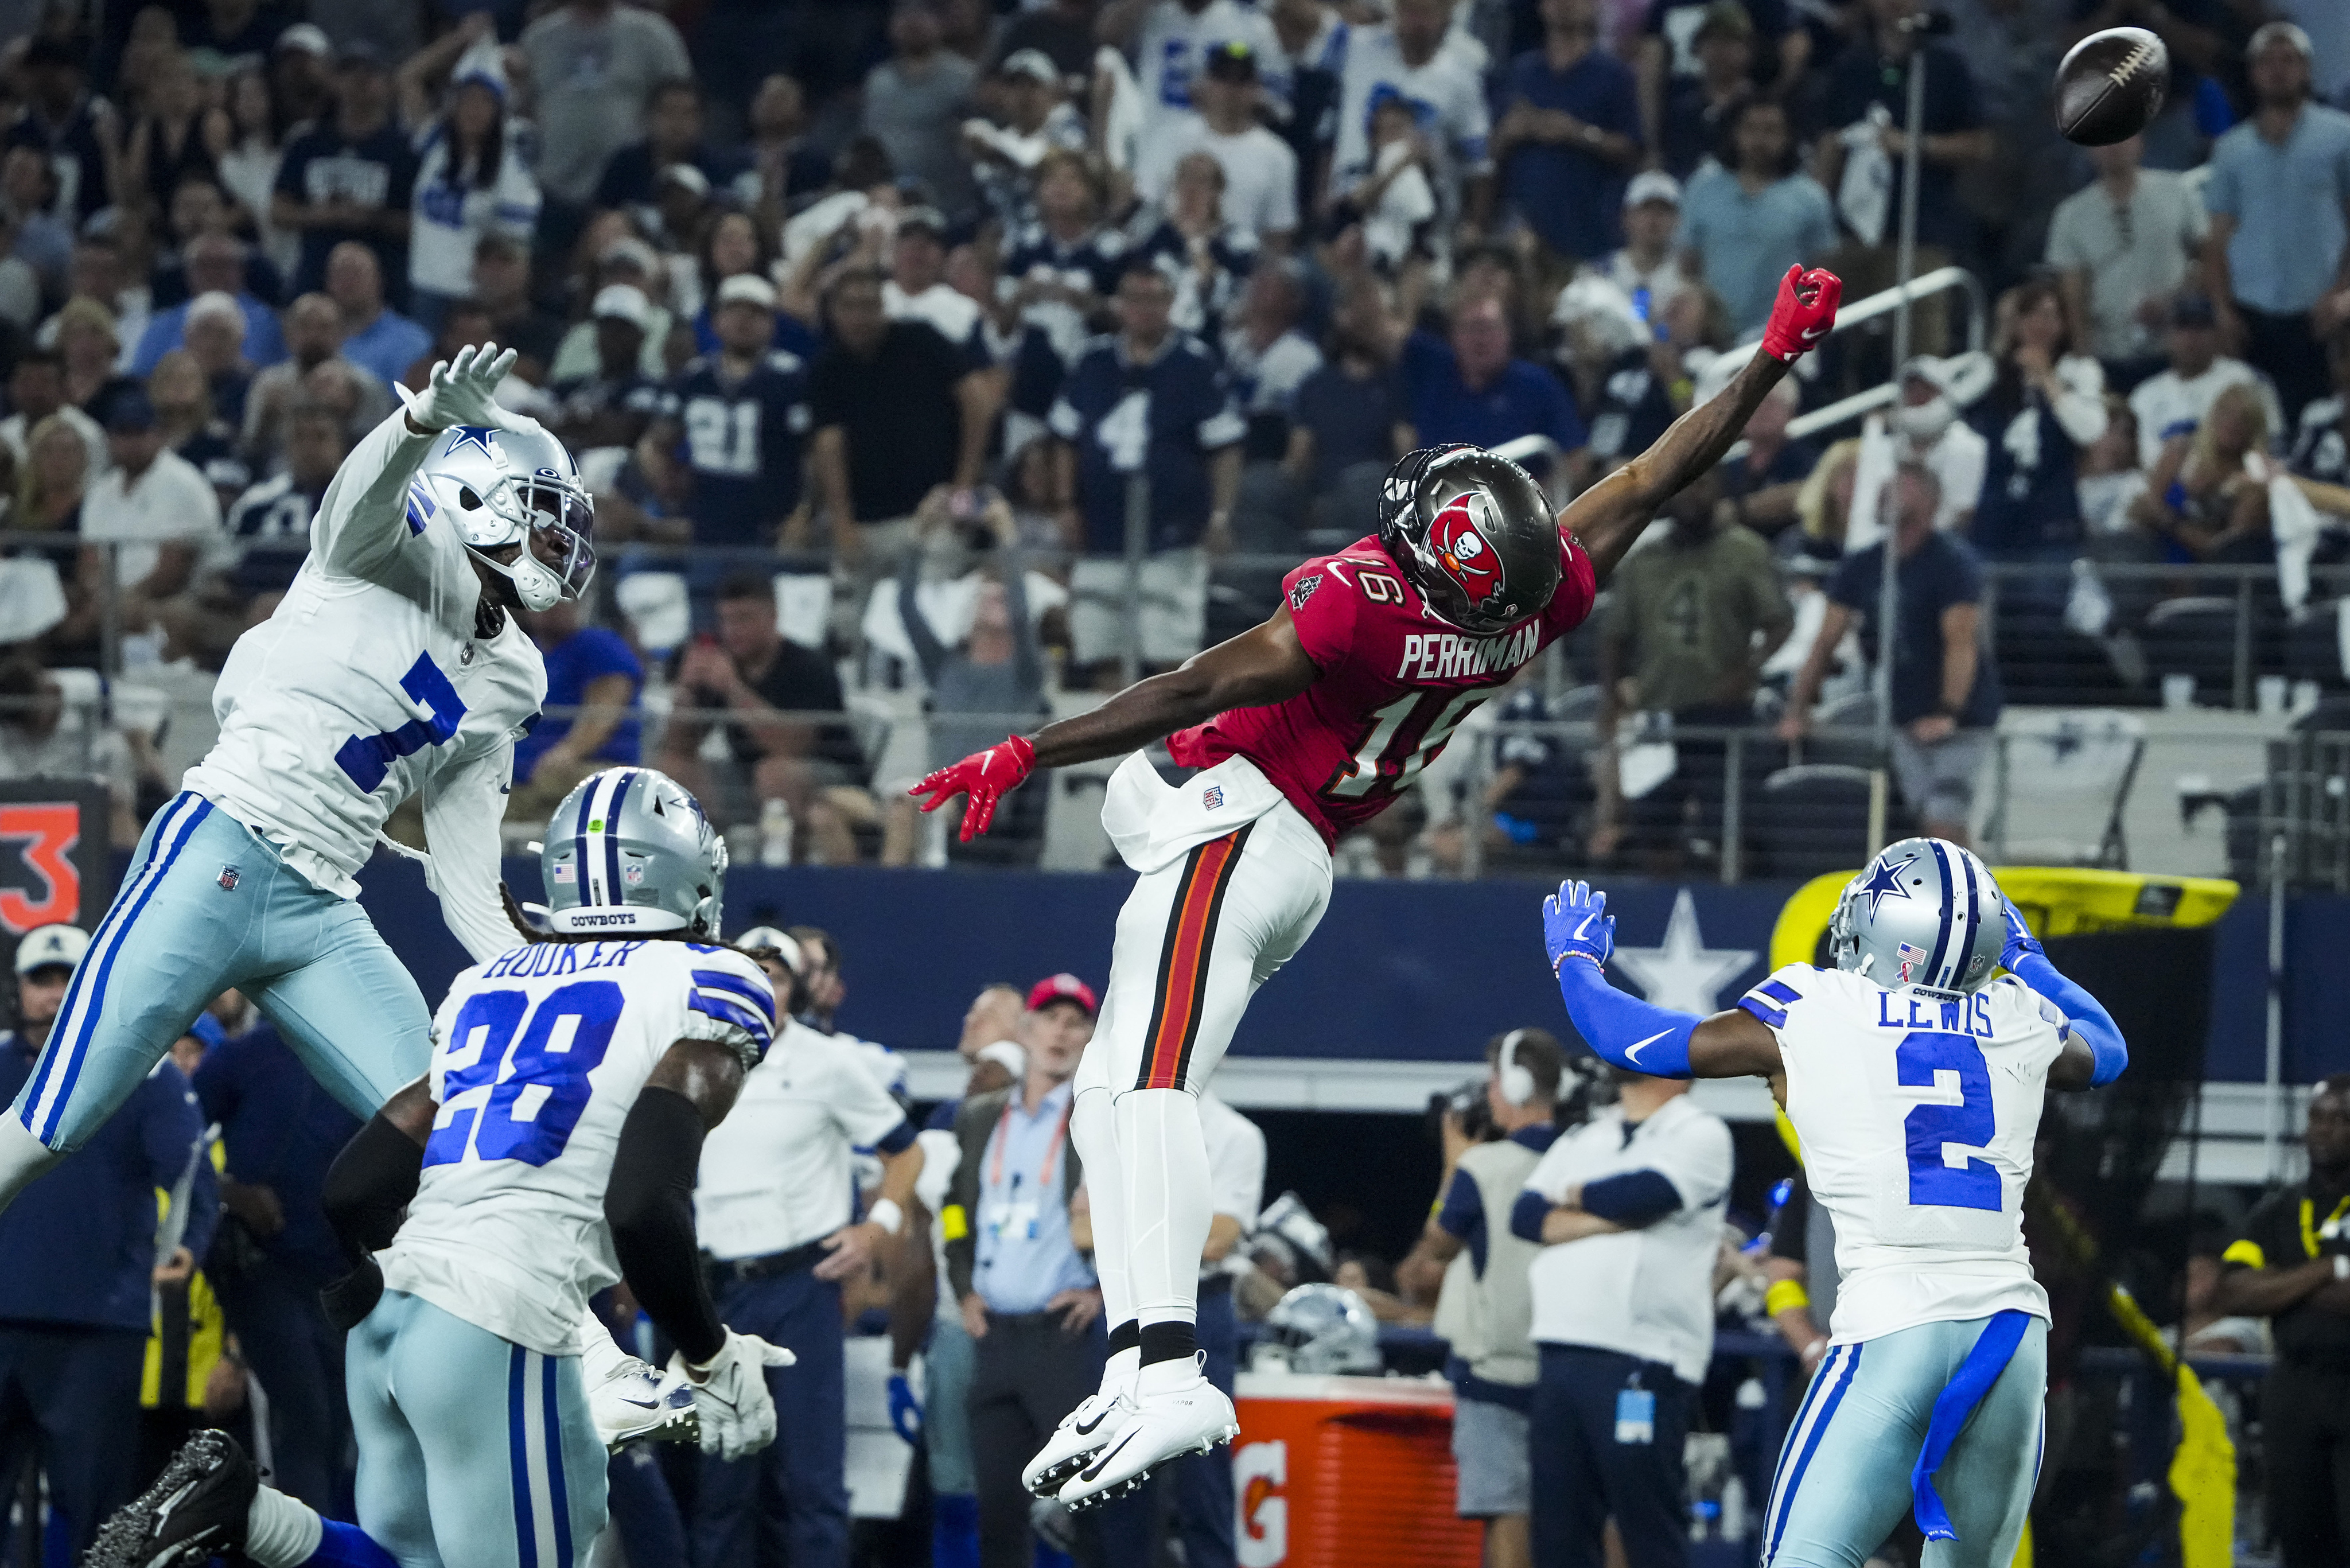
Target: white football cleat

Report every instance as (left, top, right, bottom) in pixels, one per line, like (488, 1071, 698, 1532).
(589, 1353, 699, 1452)
(1057, 1365, 1236, 1511)
(1023, 1388, 1134, 1496)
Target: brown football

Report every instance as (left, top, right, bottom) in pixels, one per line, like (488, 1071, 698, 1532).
(2055, 26, 2169, 146)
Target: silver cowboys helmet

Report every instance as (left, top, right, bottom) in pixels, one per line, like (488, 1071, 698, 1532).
(413, 419, 596, 612)
(1828, 836, 2007, 994)
(542, 767, 726, 936)
(1265, 1283, 1382, 1374)
(1376, 444, 1560, 637)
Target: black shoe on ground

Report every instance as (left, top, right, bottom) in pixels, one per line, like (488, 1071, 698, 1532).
(84, 1429, 258, 1568)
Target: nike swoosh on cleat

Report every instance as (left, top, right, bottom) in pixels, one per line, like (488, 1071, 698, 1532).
(1077, 1430, 1140, 1484)
(1624, 1028, 1671, 1066)
(617, 1396, 662, 1410)
(1073, 1409, 1112, 1435)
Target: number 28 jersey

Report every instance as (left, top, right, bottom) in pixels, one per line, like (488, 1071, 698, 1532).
(377, 937, 776, 1356)
(1175, 534, 1597, 844)
(1738, 964, 2071, 1343)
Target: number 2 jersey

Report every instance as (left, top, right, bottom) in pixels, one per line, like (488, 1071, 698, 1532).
(1174, 534, 1597, 845)
(182, 410, 547, 962)
(376, 937, 776, 1356)
(1737, 964, 2072, 1343)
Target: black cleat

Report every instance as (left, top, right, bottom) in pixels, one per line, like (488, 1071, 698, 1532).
(85, 1430, 258, 1568)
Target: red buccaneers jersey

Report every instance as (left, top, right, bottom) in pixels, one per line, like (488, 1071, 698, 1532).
(1173, 534, 1598, 844)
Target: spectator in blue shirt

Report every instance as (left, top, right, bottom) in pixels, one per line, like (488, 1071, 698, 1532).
(1402, 293, 1586, 464)
(0, 923, 209, 1561)
(133, 234, 288, 375)
(271, 46, 417, 302)
(1494, 0, 1643, 264)
(324, 241, 430, 389)
(2203, 21, 2350, 425)
(1810, 0, 1991, 273)
(509, 595, 646, 819)
(192, 994, 361, 1512)
(651, 273, 814, 550)
(1678, 98, 1836, 339)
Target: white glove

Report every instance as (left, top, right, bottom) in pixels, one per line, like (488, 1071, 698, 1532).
(408, 341, 519, 433)
(671, 1329, 797, 1462)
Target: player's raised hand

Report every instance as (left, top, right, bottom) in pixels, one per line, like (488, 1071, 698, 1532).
(1999, 898, 2044, 971)
(411, 341, 520, 433)
(1543, 879, 1614, 975)
(910, 733, 1036, 841)
(1759, 265, 1842, 363)
(675, 1329, 797, 1461)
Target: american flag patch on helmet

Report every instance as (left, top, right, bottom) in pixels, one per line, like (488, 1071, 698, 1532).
(1896, 941, 1928, 983)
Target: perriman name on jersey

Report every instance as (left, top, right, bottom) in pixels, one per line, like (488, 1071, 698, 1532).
(1398, 623, 1543, 683)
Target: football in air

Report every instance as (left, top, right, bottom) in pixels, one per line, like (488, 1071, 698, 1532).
(2055, 26, 2169, 146)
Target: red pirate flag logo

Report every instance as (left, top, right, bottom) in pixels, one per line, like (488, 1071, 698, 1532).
(1430, 491, 1505, 612)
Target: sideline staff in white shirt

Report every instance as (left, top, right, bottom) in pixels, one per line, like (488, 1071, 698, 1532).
(1512, 1070, 1730, 1568)
(694, 932, 924, 1568)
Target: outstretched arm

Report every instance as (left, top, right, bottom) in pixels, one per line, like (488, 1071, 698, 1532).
(1559, 267, 1841, 586)
(1542, 880, 1784, 1079)
(909, 606, 1320, 839)
(2002, 904, 2127, 1090)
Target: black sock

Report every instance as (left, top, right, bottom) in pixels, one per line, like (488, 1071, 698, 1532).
(1139, 1320, 1196, 1367)
(1108, 1319, 1142, 1356)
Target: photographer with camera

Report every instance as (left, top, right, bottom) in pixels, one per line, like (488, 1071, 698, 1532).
(1398, 1029, 1572, 1568)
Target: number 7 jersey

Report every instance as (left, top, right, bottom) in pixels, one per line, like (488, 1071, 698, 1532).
(1738, 964, 2071, 1343)
(1176, 533, 1597, 845)
(376, 937, 776, 1357)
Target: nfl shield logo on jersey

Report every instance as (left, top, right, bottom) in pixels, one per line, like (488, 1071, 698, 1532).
(217, 866, 239, 892)
(1896, 941, 1928, 983)
(1202, 785, 1225, 810)
(1289, 574, 1322, 612)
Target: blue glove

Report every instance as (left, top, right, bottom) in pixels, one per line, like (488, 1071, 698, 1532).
(1999, 901, 2043, 971)
(1543, 880, 1616, 975)
(888, 1371, 923, 1445)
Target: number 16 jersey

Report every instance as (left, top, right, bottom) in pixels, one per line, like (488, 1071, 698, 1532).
(1174, 534, 1597, 845)
(1738, 964, 2071, 1343)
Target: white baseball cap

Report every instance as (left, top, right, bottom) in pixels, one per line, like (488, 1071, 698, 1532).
(592, 283, 651, 327)
(659, 162, 711, 197)
(276, 22, 330, 57)
(975, 1039, 1027, 1078)
(715, 273, 778, 310)
(1623, 170, 1682, 210)
(736, 925, 803, 973)
(14, 924, 88, 976)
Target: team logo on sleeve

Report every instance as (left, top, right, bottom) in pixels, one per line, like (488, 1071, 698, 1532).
(1430, 492, 1505, 611)
(1289, 573, 1322, 612)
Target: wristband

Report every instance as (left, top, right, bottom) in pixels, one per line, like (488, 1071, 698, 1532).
(2335, 1254, 2347, 1282)
(867, 1198, 905, 1237)
(1764, 1278, 1812, 1318)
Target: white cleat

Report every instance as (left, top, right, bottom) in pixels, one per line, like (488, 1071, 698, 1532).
(1057, 1367, 1236, 1512)
(589, 1353, 699, 1452)
(1023, 1388, 1135, 1496)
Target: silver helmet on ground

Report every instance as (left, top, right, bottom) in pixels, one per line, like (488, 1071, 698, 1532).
(1375, 444, 1560, 636)
(1264, 1283, 1382, 1375)
(542, 767, 725, 937)
(411, 419, 596, 611)
(1827, 836, 2006, 993)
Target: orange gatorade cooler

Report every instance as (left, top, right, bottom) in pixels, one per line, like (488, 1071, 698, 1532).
(1230, 1371, 1485, 1568)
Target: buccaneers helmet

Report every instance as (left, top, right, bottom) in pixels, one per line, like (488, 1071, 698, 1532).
(1375, 445, 1559, 636)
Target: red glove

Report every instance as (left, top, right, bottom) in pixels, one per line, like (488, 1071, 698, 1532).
(1760, 264, 1843, 363)
(909, 734, 1036, 842)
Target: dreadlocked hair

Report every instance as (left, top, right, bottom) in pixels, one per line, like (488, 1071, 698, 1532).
(497, 882, 779, 963)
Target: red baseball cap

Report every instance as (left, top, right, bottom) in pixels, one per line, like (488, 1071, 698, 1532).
(1027, 972, 1098, 1017)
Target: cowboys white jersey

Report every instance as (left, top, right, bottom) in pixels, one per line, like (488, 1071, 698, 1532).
(378, 937, 775, 1357)
(181, 410, 546, 961)
(1738, 964, 2071, 1344)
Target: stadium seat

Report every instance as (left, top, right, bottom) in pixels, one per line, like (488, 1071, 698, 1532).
(1981, 709, 2146, 869)
(1748, 764, 1892, 878)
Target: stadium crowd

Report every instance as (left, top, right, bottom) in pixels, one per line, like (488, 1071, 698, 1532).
(0, 0, 2335, 874)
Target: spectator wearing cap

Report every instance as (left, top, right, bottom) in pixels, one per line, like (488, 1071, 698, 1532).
(81, 377, 224, 624)
(1402, 292, 1586, 461)
(1327, 0, 1489, 225)
(946, 974, 1150, 1568)
(133, 234, 288, 376)
(963, 49, 1090, 233)
(0, 923, 210, 1559)
(270, 25, 336, 135)
(190, 989, 361, 1511)
(885, 208, 989, 359)
(3, 39, 111, 225)
(865, 1, 981, 221)
(1396, 1030, 1569, 1568)
(1051, 260, 1245, 680)
(2046, 134, 2208, 383)
(1496, 0, 1643, 266)
(594, 79, 754, 221)
(322, 241, 430, 391)
(1655, 2, 1758, 181)
(645, 273, 814, 549)
(551, 283, 665, 451)
(2126, 293, 2282, 470)
(518, 0, 692, 219)
(1589, 172, 1694, 332)
(240, 292, 395, 460)
(548, 235, 676, 383)
(1112, 0, 1287, 150)
(271, 42, 417, 302)
(2203, 22, 2350, 426)
(399, 29, 541, 333)
(1137, 42, 1301, 251)
(694, 931, 924, 1568)
(1677, 96, 1834, 340)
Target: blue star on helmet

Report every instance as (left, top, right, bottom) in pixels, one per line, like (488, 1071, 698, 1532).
(1858, 851, 1918, 916)
(442, 425, 498, 461)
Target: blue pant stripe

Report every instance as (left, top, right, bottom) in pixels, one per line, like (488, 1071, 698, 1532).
(509, 1345, 538, 1568)
(542, 1351, 571, 1568)
(1767, 1343, 1863, 1563)
(28, 793, 211, 1143)
(1759, 1345, 1838, 1550)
